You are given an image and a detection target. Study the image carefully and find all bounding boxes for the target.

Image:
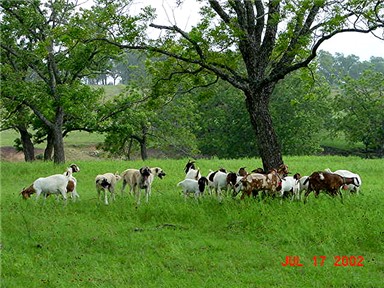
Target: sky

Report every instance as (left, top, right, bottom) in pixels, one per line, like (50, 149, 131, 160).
(133, 0, 384, 61)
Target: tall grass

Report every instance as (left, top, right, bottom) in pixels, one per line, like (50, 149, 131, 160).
(1, 156, 383, 287)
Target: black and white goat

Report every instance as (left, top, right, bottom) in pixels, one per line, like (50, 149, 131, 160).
(184, 160, 202, 180)
(177, 177, 209, 199)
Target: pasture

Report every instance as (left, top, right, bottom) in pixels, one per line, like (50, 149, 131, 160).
(1, 156, 383, 287)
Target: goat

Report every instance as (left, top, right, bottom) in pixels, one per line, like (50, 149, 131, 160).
(304, 171, 359, 203)
(324, 168, 362, 194)
(20, 172, 71, 202)
(206, 168, 226, 194)
(184, 160, 201, 180)
(227, 172, 244, 198)
(280, 176, 296, 199)
(95, 172, 121, 205)
(237, 167, 247, 176)
(177, 177, 209, 199)
(292, 173, 309, 201)
(63, 164, 80, 201)
(237, 164, 289, 200)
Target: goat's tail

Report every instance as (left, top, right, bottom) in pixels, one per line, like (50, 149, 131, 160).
(303, 177, 310, 186)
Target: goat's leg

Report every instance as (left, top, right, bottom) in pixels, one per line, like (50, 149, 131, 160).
(303, 190, 312, 204)
(59, 188, 67, 205)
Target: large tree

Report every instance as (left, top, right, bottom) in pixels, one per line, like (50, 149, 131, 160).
(100, 0, 383, 170)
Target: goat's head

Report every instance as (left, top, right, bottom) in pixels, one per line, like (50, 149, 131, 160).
(252, 167, 265, 174)
(293, 173, 301, 180)
(198, 177, 208, 193)
(237, 167, 247, 176)
(277, 164, 289, 176)
(20, 186, 35, 199)
(69, 163, 80, 173)
(184, 160, 196, 174)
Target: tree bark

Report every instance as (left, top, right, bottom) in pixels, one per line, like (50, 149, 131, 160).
(44, 131, 54, 161)
(245, 83, 283, 171)
(16, 125, 35, 162)
(52, 106, 66, 164)
(140, 125, 148, 161)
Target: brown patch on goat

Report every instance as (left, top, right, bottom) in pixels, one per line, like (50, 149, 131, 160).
(21, 185, 35, 199)
(67, 180, 75, 193)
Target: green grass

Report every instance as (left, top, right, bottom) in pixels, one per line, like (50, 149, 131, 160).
(1, 157, 383, 287)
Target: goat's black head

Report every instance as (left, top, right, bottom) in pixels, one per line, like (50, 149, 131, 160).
(184, 160, 196, 174)
(198, 177, 208, 193)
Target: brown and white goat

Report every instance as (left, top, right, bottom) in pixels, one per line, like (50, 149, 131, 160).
(20, 173, 71, 202)
(304, 171, 359, 203)
(237, 164, 289, 199)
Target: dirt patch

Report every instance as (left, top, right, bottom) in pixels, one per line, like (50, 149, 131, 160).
(0, 146, 100, 162)
(0, 146, 45, 162)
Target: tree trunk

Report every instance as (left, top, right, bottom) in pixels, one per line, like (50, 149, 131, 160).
(44, 131, 54, 161)
(127, 137, 133, 160)
(16, 125, 35, 162)
(53, 127, 65, 164)
(245, 83, 283, 171)
(140, 124, 148, 161)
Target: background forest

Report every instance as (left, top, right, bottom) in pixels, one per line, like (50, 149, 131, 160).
(2, 51, 383, 160)
(1, 1, 383, 162)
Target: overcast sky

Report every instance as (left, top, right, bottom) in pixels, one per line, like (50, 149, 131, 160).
(132, 0, 384, 61)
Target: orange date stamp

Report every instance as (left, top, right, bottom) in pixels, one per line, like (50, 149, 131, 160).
(281, 255, 364, 267)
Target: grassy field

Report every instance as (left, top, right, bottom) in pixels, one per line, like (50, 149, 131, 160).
(1, 156, 383, 287)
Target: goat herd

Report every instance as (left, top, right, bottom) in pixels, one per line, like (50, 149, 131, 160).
(20, 160, 362, 205)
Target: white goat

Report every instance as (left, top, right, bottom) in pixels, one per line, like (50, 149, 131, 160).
(95, 172, 121, 205)
(324, 168, 362, 194)
(212, 170, 229, 200)
(21, 173, 71, 202)
(292, 173, 309, 201)
(177, 177, 208, 199)
(280, 176, 296, 198)
(184, 160, 202, 180)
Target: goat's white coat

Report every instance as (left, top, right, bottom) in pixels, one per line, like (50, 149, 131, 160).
(177, 178, 206, 199)
(280, 176, 296, 198)
(32, 174, 70, 201)
(212, 171, 229, 200)
(185, 167, 201, 180)
(293, 176, 309, 201)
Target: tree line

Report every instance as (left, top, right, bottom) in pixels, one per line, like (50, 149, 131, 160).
(1, 1, 383, 165)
